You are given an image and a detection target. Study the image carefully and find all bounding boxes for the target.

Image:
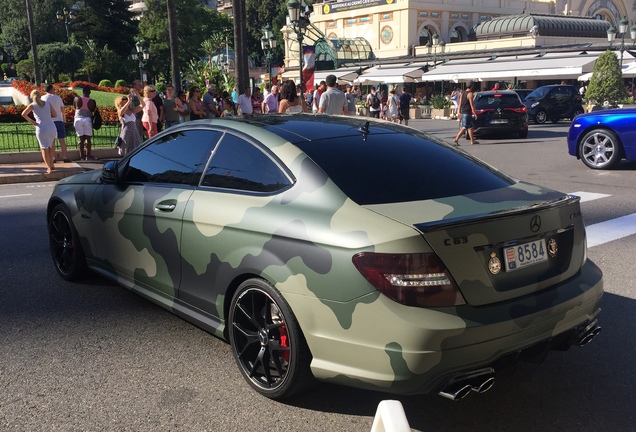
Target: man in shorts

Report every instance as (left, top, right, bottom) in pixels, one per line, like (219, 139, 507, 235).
(398, 87, 411, 126)
(453, 80, 478, 145)
(42, 84, 70, 162)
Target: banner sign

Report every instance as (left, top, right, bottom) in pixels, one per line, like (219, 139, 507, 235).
(322, 0, 391, 15)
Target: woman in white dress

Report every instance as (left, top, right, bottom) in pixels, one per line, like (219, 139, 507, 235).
(278, 80, 308, 114)
(386, 89, 399, 122)
(21, 89, 57, 174)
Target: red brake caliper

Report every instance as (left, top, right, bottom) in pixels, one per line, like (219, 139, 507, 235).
(280, 325, 289, 362)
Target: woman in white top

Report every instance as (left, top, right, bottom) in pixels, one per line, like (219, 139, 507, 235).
(278, 80, 308, 114)
(21, 89, 57, 174)
(386, 89, 399, 122)
(115, 92, 145, 156)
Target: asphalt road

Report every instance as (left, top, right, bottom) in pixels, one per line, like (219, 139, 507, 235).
(1, 120, 635, 432)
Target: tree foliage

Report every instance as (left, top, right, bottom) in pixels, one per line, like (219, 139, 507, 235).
(585, 50, 626, 104)
(139, 0, 233, 83)
(245, 0, 287, 68)
(36, 42, 84, 82)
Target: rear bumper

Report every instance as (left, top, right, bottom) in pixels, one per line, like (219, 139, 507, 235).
(302, 259, 603, 395)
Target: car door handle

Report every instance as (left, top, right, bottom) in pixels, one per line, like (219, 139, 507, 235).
(155, 201, 177, 212)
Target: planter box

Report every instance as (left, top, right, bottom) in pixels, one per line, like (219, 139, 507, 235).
(409, 107, 422, 119)
(357, 106, 368, 117)
(431, 108, 452, 118)
(420, 106, 432, 119)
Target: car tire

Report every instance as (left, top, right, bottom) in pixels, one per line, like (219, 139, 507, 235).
(534, 110, 547, 124)
(571, 108, 584, 120)
(518, 130, 528, 138)
(579, 129, 622, 170)
(48, 203, 88, 281)
(229, 278, 313, 399)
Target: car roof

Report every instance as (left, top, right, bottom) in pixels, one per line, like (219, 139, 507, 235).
(475, 90, 519, 96)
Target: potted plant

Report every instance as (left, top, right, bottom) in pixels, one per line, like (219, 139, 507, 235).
(585, 50, 626, 111)
(430, 94, 452, 118)
(356, 100, 368, 117)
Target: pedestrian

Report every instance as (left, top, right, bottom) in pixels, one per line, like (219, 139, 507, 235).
(163, 84, 184, 128)
(142, 85, 159, 138)
(203, 84, 220, 118)
(72, 87, 97, 160)
(131, 79, 145, 140)
(251, 87, 263, 114)
(262, 85, 279, 113)
(187, 87, 206, 120)
(21, 89, 57, 174)
(236, 87, 253, 115)
(366, 86, 381, 118)
(450, 86, 460, 118)
(318, 74, 348, 115)
(115, 92, 145, 155)
(385, 88, 399, 122)
(278, 80, 308, 113)
(312, 81, 326, 113)
(221, 98, 235, 117)
(491, 82, 500, 91)
(379, 90, 388, 120)
(507, 83, 513, 90)
(231, 87, 238, 103)
(345, 84, 357, 115)
(397, 87, 411, 125)
(453, 80, 478, 145)
(151, 86, 164, 132)
(41, 84, 70, 162)
(177, 90, 189, 122)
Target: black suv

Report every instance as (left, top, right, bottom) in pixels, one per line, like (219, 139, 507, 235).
(523, 85, 584, 124)
(472, 90, 529, 138)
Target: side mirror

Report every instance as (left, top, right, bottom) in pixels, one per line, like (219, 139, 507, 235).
(101, 160, 119, 183)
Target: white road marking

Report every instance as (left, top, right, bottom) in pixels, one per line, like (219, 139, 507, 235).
(570, 191, 611, 203)
(586, 213, 636, 247)
(0, 194, 32, 199)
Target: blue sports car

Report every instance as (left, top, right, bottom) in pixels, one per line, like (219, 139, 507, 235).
(568, 107, 636, 169)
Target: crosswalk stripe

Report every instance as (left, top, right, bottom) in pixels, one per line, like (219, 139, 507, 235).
(570, 191, 611, 203)
(586, 213, 636, 247)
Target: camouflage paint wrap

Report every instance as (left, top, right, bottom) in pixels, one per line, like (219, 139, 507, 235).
(48, 116, 603, 395)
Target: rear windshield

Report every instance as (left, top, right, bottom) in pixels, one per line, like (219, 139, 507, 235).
(295, 131, 514, 205)
(474, 94, 522, 108)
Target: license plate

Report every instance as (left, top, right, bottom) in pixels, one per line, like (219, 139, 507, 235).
(490, 119, 508, 124)
(504, 239, 547, 271)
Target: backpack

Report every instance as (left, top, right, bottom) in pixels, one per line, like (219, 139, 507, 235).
(370, 93, 380, 109)
(92, 108, 102, 130)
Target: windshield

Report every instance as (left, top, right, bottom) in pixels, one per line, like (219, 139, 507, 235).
(525, 86, 552, 100)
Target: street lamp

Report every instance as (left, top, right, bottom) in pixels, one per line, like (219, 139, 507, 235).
(426, 33, 446, 68)
(130, 41, 150, 83)
(607, 17, 636, 69)
(56, 7, 77, 43)
(261, 24, 277, 84)
(287, 0, 310, 99)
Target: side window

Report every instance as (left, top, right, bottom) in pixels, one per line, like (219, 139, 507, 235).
(122, 130, 222, 185)
(201, 133, 292, 193)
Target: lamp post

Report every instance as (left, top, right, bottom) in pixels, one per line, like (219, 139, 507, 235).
(130, 41, 150, 83)
(261, 24, 277, 84)
(56, 7, 77, 43)
(426, 33, 446, 68)
(287, 0, 309, 98)
(607, 17, 636, 69)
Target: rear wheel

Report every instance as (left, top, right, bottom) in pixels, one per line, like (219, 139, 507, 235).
(579, 129, 622, 169)
(48, 203, 88, 281)
(534, 109, 547, 124)
(229, 278, 313, 399)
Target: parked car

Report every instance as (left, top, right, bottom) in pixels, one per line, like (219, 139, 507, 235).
(567, 106, 636, 169)
(472, 90, 529, 138)
(524, 85, 584, 124)
(47, 115, 603, 401)
(513, 89, 533, 102)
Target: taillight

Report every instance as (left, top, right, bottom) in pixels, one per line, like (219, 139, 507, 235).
(474, 108, 492, 115)
(352, 252, 466, 307)
(505, 106, 527, 113)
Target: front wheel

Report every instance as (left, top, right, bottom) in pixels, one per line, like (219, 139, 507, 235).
(579, 129, 622, 169)
(48, 203, 88, 281)
(534, 109, 548, 124)
(229, 278, 313, 399)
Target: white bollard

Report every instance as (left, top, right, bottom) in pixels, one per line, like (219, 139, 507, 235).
(370, 400, 412, 432)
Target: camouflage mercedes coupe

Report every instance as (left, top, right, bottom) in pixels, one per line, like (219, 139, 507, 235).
(47, 115, 603, 401)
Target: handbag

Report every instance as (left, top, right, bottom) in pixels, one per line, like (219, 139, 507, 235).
(115, 136, 124, 147)
(92, 108, 103, 130)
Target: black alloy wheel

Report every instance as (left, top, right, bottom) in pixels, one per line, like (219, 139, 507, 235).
(534, 109, 548, 124)
(229, 279, 312, 399)
(48, 203, 88, 281)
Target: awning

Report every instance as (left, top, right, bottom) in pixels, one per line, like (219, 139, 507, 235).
(422, 53, 603, 82)
(313, 67, 362, 84)
(357, 63, 428, 84)
(579, 59, 636, 81)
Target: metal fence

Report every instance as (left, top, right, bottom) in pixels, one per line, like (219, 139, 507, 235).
(0, 123, 120, 153)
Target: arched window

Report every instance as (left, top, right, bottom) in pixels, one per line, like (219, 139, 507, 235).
(450, 27, 461, 43)
(419, 26, 433, 45)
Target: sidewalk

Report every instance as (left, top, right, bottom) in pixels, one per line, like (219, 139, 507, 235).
(0, 148, 120, 185)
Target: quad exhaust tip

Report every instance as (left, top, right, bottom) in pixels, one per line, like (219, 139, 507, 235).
(576, 321, 601, 347)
